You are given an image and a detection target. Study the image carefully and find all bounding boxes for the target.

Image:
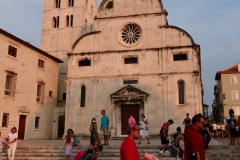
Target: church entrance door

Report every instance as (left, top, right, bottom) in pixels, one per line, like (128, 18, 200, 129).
(121, 104, 139, 135)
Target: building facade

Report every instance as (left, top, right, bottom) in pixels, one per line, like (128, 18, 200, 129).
(214, 62, 240, 122)
(0, 28, 61, 140)
(63, 0, 203, 137)
(39, 0, 203, 138)
(40, 0, 97, 138)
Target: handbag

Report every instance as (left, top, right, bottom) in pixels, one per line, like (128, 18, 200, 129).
(98, 144, 103, 151)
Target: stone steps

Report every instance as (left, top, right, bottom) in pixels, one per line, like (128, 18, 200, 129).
(1, 144, 240, 160)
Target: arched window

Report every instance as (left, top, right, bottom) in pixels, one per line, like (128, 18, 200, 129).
(178, 80, 185, 104)
(80, 85, 86, 107)
(69, 0, 74, 7)
(56, 0, 61, 8)
(53, 16, 60, 28)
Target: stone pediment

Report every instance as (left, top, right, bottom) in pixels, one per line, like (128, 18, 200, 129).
(110, 85, 149, 102)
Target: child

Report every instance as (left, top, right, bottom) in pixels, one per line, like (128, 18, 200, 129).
(64, 130, 74, 160)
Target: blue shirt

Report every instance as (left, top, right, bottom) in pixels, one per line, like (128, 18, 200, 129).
(101, 115, 109, 129)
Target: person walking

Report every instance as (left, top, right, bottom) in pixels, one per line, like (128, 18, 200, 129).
(120, 116, 144, 160)
(138, 114, 150, 144)
(100, 110, 109, 145)
(184, 113, 205, 160)
(7, 127, 18, 160)
(65, 128, 80, 147)
(159, 119, 174, 155)
(64, 130, 74, 160)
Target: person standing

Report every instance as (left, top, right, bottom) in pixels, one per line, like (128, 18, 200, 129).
(138, 114, 150, 144)
(184, 113, 205, 160)
(159, 119, 174, 155)
(227, 114, 237, 145)
(7, 127, 18, 160)
(183, 113, 191, 129)
(120, 116, 144, 160)
(100, 110, 109, 145)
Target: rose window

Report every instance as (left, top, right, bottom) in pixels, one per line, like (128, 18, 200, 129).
(122, 24, 141, 44)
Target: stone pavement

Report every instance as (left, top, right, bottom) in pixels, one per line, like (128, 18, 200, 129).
(17, 137, 230, 147)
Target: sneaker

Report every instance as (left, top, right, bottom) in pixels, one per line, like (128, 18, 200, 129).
(159, 150, 164, 154)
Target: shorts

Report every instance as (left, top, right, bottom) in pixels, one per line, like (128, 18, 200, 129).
(160, 136, 169, 144)
(230, 128, 237, 137)
(102, 128, 108, 136)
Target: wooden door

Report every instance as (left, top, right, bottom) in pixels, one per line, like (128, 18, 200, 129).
(18, 115, 27, 139)
(58, 115, 65, 138)
(121, 104, 139, 135)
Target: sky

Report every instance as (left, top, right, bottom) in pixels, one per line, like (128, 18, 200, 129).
(0, 0, 240, 113)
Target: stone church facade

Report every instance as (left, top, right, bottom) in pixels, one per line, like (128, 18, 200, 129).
(41, 0, 203, 138)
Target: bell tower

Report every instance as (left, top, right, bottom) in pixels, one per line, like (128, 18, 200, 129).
(40, 0, 97, 138)
(41, 0, 97, 59)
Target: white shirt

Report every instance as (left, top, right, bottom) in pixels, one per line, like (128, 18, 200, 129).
(139, 118, 147, 129)
(8, 132, 18, 144)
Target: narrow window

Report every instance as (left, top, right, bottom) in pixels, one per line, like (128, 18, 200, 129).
(124, 57, 138, 64)
(79, 59, 91, 66)
(232, 90, 239, 100)
(80, 85, 86, 107)
(123, 80, 138, 84)
(69, 0, 74, 7)
(178, 80, 185, 104)
(230, 76, 237, 84)
(35, 116, 40, 129)
(4, 71, 17, 97)
(57, 16, 60, 28)
(38, 59, 45, 69)
(85, 19, 88, 28)
(66, 16, 69, 27)
(53, 16, 60, 28)
(56, 0, 61, 8)
(49, 91, 53, 97)
(70, 15, 73, 27)
(2, 113, 9, 127)
(63, 93, 66, 100)
(8, 45, 17, 57)
(36, 82, 45, 103)
(173, 53, 188, 61)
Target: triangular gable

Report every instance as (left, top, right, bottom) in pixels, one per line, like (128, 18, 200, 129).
(110, 85, 149, 102)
